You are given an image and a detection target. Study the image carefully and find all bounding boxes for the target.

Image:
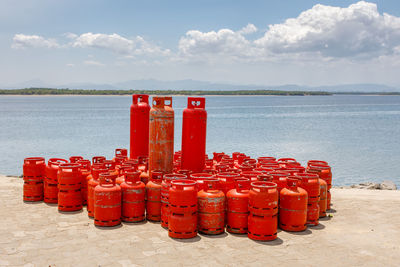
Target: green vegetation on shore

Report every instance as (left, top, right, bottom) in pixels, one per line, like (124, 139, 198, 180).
(0, 88, 331, 96)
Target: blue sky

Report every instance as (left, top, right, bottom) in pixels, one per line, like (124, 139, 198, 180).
(1, 0, 400, 87)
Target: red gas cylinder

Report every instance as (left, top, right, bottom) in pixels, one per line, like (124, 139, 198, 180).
(57, 163, 82, 212)
(149, 97, 174, 176)
(94, 173, 121, 227)
(168, 180, 198, 239)
(69, 156, 83, 163)
(279, 178, 308, 232)
(92, 156, 106, 164)
(241, 171, 263, 182)
(121, 171, 145, 222)
(146, 171, 163, 221)
(197, 179, 225, 235)
(177, 169, 192, 177)
(327, 190, 331, 210)
(296, 173, 320, 226)
(248, 181, 278, 241)
(130, 94, 150, 160)
(238, 164, 254, 172)
(44, 158, 68, 203)
(269, 171, 289, 193)
(226, 179, 250, 234)
(216, 164, 229, 173)
(319, 178, 328, 218)
(181, 97, 207, 173)
(217, 172, 240, 195)
(77, 159, 91, 205)
(23, 157, 46, 202)
(161, 173, 187, 228)
(257, 174, 272, 182)
(189, 173, 214, 192)
(87, 167, 108, 218)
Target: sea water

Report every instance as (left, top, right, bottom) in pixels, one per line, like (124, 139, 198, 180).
(1, 95, 399, 186)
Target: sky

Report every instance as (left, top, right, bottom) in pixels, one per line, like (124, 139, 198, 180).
(1, 0, 400, 87)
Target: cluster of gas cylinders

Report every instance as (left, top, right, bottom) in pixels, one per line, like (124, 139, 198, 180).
(22, 94, 333, 241)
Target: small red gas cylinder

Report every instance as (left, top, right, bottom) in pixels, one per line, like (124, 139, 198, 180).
(149, 97, 174, 176)
(146, 171, 163, 221)
(269, 171, 289, 194)
(92, 156, 106, 164)
(181, 97, 207, 173)
(121, 171, 145, 222)
(198, 179, 225, 235)
(23, 157, 46, 202)
(226, 179, 250, 234)
(161, 173, 187, 228)
(319, 178, 328, 218)
(94, 173, 121, 227)
(57, 163, 82, 212)
(69, 156, 83, 163)
(130, 94, 150, 160)
(168, 180, 198, 239)
(217, 172, 240, 195)
(279, 178, 308, 232)
(44, 158, 67, 203)
(189, 173, 214, 192)
(241, 171, 263, 182)
(296, 173, 320, 226)
(77, 159, 91, 205)
(248, 181, 278, 241)
(87, 167, 108, 218)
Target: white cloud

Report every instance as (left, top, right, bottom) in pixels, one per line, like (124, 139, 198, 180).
(12, 34, 59, 49)
(72, 33, 134, 54)
(238, 23, 258, 35)
(255, 1, 400, 58)
(83, 60, 105, 67)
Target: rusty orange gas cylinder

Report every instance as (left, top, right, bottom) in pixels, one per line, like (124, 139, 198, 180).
(168, 180, 198, 239)
(296, 173, 320, 225)
(181, 97, 207, 172)
(44, 158, 67, 203)
(57, 163, 83, 212)
(226, 179, 250, 234)
(130, 94, 150, 160)
(23, 157, 46, 202)
(77, 159, 91, 205)
(120, 171, 145, 222)
(69, 156, 83, 163)
(161, 173, 187, 228)
(319, 178, 328, 218)
(87, 167, 108, 218)
(248, 181, 278, 241)
(198, 179, 225, 235)
(149, 97, 174, 176)
(279, 178, 308, 232)
(146, 171, 163, 221)
(94, 173, 121, 227)
(92, 156, 106, 164)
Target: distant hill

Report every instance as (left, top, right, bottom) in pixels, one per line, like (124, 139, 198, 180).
(1, 79, 399, 92)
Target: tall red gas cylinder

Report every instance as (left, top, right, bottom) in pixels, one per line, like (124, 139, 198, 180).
(121, 171, 145, 222)
(44, 158, 68, 203)
(87, 167, 108, 218)
(226, 179, 250, 234)
(279, 178, 308, 232)
(130, 94, 150, 160)
(319, 178, 328, 218)
(161, 173, 187, 228)
(296, 173, 320, 226)
(146, 171, 163, 221)
(149, 97, 174, 176)
(57, 163, 82, 212)
(168, 180, 198, 239)
(94, 173, 121, 227)
(198, 179, 225, 235)
(248, 181, 278, 241)
(23, 157, 46, 202)
(181, 97, 207, 173)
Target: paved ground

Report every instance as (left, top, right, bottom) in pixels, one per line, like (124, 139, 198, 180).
(1, 175, 400, 266)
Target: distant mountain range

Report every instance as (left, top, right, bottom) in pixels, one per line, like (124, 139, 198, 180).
(1, 79, 399, 92)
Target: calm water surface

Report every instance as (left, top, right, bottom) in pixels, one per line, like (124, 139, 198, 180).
(1, 95, 399, 186)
